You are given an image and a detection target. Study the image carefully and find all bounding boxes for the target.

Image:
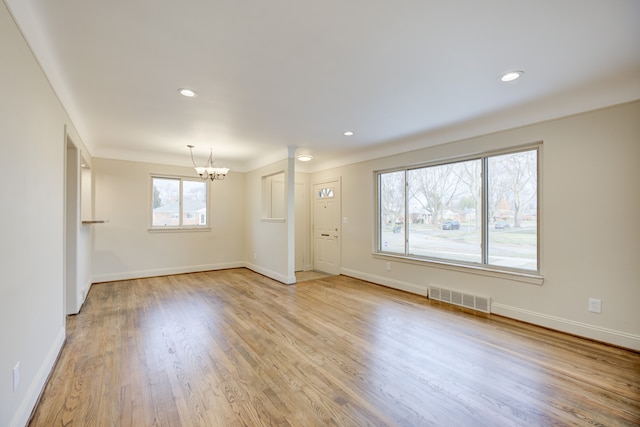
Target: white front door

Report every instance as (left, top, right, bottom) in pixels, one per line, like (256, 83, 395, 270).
(313, 179, 340, 275)
(295, 182, 306, 271)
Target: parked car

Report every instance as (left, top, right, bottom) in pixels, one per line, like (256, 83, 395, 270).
(442, 220, 460, 230)
(494, 221, 511, 229)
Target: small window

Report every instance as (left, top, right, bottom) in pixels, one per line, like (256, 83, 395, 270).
(151, 176, 208, 228)
(317, 187, 334, 199)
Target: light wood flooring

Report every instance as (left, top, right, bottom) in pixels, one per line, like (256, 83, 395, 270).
(295, 270, 333, 283)
(29, 269, 640, 426)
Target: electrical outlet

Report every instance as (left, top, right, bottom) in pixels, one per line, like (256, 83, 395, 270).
(13, 362, 20, 392)
(253, 252, 257, 260)
(386, 262, 391, 271)
(588, 298, 602, 313)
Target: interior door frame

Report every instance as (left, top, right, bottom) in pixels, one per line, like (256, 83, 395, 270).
(64, 131, 80, 315)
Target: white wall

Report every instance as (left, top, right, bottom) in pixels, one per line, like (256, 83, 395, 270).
(91, 155, 314, 285)
(92, 104, 640, 350)
(312, 101, 640, 350)
(0, 3, 91, 426)
(244, 159, 296, 283)
(92, 158, 245, 282)
(2, 4, 637, 425)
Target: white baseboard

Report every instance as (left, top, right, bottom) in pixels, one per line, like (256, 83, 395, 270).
(341, 268, 639, 351)
(491, 303, 640, 351)
(10, 326, 65, 427)
(91, 262, 245, 283)
(83, 281, 92, 305)
(244, 262, 295, 284)
(75, 281, 92, 312)
(92, 262, 297, 286)
(340, 268, 430, 298)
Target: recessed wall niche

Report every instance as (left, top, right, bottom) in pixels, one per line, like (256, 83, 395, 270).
(261, 171, 285, 220)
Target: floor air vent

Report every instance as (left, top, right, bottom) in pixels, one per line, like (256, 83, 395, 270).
(429, 286, 491, 313)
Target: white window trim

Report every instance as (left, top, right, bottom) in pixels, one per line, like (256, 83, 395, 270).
(149, 174, 211, 232)
(372, 253, 543, 285)
(374, 142, 542, 282)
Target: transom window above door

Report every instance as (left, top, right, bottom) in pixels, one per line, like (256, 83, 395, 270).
(317, 187, 334, 199)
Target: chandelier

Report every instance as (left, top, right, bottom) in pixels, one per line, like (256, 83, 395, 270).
(187, 145, 229, 181)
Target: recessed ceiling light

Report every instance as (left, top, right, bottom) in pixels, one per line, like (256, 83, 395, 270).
(500, 71, 524, 82)
(296, 154, 314, 162)
(344, 131, 354, 136)
(178, 88, 197, 97)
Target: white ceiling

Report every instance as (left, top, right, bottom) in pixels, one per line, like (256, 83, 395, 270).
(6, 0, 640, 172)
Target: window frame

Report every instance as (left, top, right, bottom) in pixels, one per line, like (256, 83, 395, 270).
(149, 174, 211, 232)
(374, 143, 542, 284)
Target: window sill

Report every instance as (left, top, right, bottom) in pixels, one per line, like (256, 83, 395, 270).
(372, 253, 543, 285)
(148, 227, 211, 233)
(260, 218, 286, 223)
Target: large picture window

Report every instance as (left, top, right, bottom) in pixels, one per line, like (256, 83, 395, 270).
(377, 146, 539, 273)
(151, 176, 208, 228)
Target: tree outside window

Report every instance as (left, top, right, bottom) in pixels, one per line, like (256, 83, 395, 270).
(377, 147, 538, 273)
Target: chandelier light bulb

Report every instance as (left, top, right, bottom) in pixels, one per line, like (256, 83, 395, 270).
(187, 145, 229, 181)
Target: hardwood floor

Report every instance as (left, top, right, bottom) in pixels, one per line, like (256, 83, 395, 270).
(29, 269, 640, 426)
(295, 270, 333, 283)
